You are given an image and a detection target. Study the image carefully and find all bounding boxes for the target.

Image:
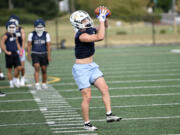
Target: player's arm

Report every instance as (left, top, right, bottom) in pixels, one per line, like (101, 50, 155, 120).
(21, 28, 26, 49)
(27, 33, 32, 61)
(79, 21, 105, 42)
(79, 9, 107, 43)
(46, 33, 51, 62)
(0, 35, 11, 55)
(16, 39, 23, 56)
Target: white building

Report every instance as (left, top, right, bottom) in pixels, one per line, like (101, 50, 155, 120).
(59, 0, 69, 12)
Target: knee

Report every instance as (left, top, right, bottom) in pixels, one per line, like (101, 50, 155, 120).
(41, 69, 47, 74)
(101, 85, 109, 95)
(83, 96, 91, 104)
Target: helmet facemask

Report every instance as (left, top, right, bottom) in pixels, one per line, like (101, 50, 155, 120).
(35, 24, 45, 36)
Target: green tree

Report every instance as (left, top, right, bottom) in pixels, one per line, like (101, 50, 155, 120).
(25, 0, 59, 20)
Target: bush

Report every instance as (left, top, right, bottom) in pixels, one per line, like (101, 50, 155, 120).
(116, 31, 127, 35)
(160, 29, 166, 34)
(0, 8, 40, 25)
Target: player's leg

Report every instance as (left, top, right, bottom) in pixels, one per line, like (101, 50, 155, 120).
(94, 77, 111, 112)
(0, 68, 5, 80)
(81, 88, 97, 130)
(94, 77, 122, 122)
(20, 61, 25, 86)
(40, 53, 48, 89)
(31, 53, 41, 90)
(7, 68, 14, 88)
(81, 88, 91, 122)
(41, 65, 48, 89)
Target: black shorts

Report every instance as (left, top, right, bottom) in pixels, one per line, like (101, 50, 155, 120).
(5, 52, 21, 68)
(31, 53, 49, 66)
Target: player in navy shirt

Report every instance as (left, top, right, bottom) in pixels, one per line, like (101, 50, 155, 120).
(27, 19, 51, 90)
(1, 21, 22, 88)
(70, 9, 121, 130)
(9, 15, 26, 86)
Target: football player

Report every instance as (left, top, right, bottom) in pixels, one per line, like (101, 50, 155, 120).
(1, 21, 22, 88)
(9, 15, 26, 86)
(27, 19, 51, 90)
(70, 9, 121, 131)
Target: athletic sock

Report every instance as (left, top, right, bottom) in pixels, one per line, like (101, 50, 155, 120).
(106, 111, 112, 116)
(84, 121, 90, 124)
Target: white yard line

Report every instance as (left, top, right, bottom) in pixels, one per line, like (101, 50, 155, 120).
(25, 61, 86, 134)
(1, 102, 180, 113)
(52, 78, 180, 86)
(59, 84, 180, 92)
(66, 93, 180, 100)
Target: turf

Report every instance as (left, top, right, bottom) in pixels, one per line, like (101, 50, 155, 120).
(1, 45, 180, 135)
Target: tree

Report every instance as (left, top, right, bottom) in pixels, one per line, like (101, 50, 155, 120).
(25, 0, 59, 20)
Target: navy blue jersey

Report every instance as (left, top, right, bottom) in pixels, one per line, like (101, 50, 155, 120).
(5, 33, 18, 52)
(75, 28, 97, 59)
(16, 27, 23, 47)
(31, 31, 47, 53)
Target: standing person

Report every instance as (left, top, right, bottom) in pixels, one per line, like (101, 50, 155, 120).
(70, 9, 121, 131)
(27, 19, 51, 90)
(0, 68, 5, 80)
(8, 15, 26, 86)
(0, 47, 5, 80)
(1, 21, 22, 88)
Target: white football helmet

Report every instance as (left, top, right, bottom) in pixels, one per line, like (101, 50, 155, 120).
(70, 10, 93, 30)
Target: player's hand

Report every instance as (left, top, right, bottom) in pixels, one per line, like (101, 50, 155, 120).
(6, 51, 12, 55)
(97, 6, 108, 22)
(19, 49, 23, 56)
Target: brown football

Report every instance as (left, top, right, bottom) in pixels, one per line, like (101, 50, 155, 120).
(94, 6, 111, 17)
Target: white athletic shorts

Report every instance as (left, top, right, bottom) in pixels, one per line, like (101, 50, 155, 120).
(72, 62, 103, 90)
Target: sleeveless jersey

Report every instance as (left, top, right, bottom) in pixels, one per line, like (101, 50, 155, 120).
(16, 27, 23, 47)
(75, 28, 97, 59)
(31, 31, 47, 53)
(5, 33, 18, 52)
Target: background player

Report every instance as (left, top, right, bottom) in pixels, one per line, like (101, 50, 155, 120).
(1, 21, 22, 88)
(27, 19, 51, 90)
(8, 15, 26, 86)
(70, 8, 121, 131)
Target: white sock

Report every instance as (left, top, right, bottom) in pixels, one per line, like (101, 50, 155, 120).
(84, 121, 90, 124)
(9, 80, 13, 85)
(106, 111, 112, 115)
(35, 83, 40, 85)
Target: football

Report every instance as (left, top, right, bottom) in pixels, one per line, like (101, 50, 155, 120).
(94, 6, 111, 17)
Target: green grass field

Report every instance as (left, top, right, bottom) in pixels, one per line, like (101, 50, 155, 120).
(1, 45, 180, 135)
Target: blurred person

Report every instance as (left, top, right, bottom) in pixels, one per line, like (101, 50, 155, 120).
(27, 19, 51, 90)
(1, 21, 22, 88)
(0, 68, 5, 80)
(0, 48, 5, 80)
(70, 9, 121, 131)
(8, 15, 26, 86)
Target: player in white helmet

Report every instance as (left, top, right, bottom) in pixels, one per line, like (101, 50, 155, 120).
(70, 9, 121, 131)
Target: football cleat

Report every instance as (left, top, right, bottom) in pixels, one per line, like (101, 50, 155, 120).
(106, 113, 122, 122)
(13, 78, 20, 88)
(84, 122, 98, 131)
(41, 83, 48, 89)
(20, 78, 25, 86)
(35, 83, 41, 90)
(0, 91, 6, 97)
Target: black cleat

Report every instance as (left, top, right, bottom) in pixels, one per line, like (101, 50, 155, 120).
(0, 91, 6, 97)
(106, 113, 122, 122)
(84, 122, 98, 131)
